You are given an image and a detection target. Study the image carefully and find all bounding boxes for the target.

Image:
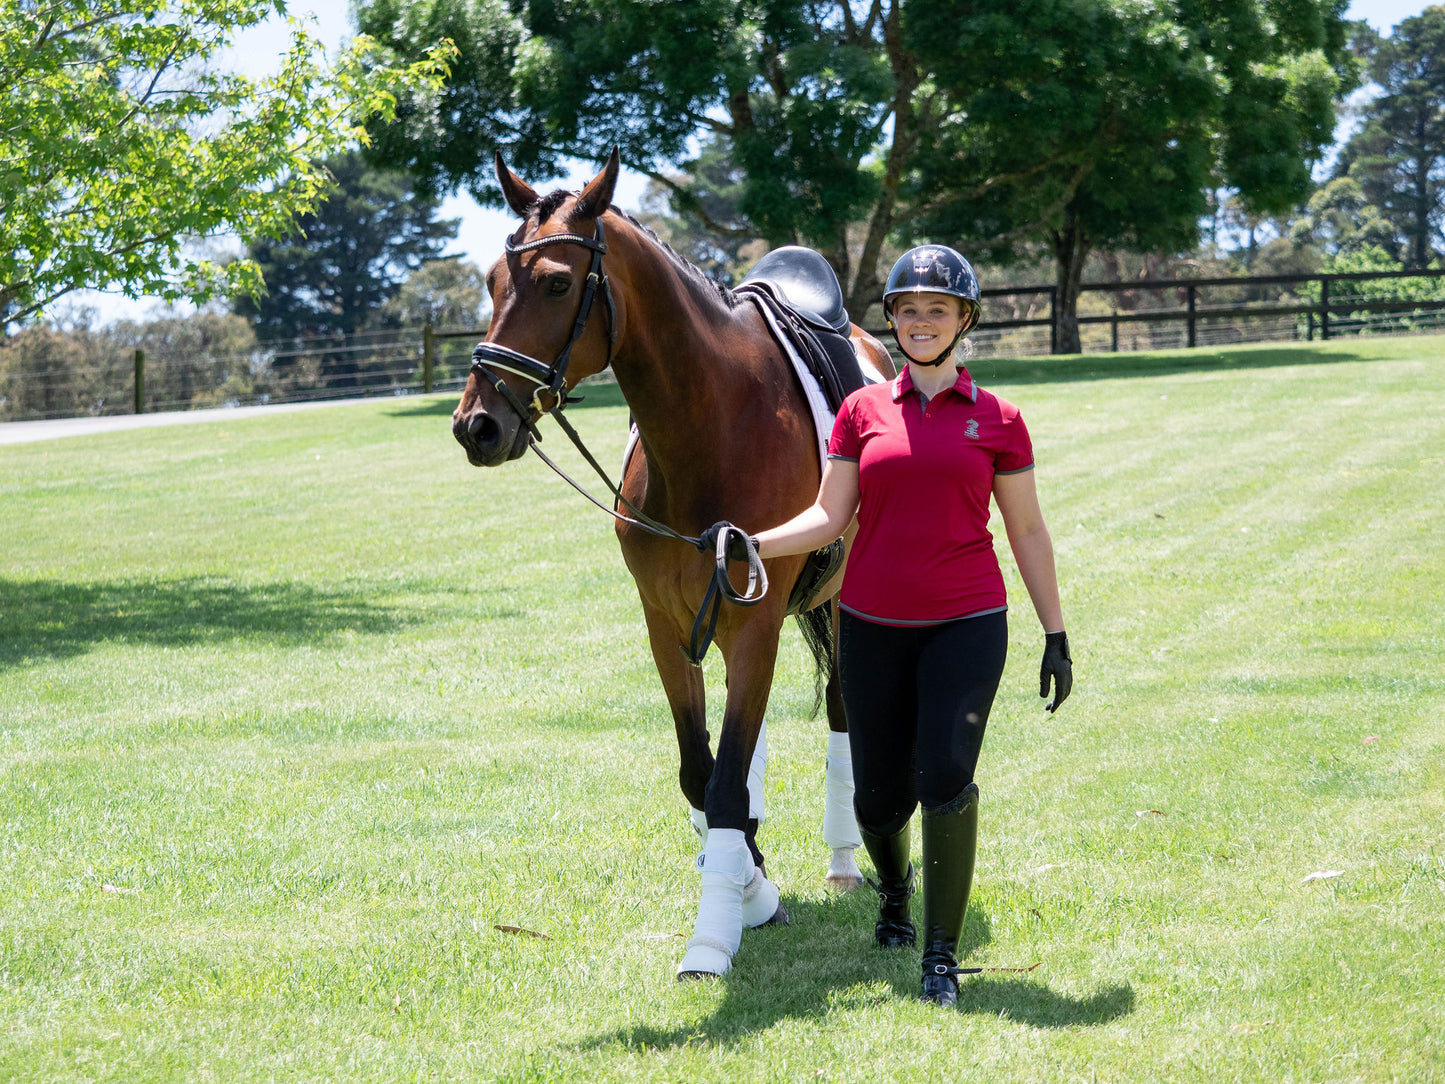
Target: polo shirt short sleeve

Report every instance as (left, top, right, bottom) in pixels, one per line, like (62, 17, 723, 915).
(827, 366, 1033, 625)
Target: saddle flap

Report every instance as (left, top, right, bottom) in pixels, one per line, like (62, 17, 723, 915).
(739, 246, 851, 334)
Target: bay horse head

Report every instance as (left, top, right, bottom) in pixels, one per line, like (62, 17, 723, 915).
(452, 149, 622, 467)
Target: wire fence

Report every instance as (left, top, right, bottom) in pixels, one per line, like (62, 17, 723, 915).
(0, 327, 469, 422)
(4, 269, 1445, 423)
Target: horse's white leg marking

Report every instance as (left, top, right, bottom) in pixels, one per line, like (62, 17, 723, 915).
(823, 731, 865, 890)
(678, 827, 753, 978)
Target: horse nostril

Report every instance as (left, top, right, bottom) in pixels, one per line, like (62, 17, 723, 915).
(467, 412, 501, 448)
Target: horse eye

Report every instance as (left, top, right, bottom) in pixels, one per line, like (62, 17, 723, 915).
(546, 276, 573, 297)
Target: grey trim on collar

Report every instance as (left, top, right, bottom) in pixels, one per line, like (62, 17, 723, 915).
(840, 603, 1009, 626)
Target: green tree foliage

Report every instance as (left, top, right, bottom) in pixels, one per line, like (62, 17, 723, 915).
(0, 324, 110, 419)
(0, 309, 257, 419)
(0, 0, 454, 329)
(357, 0, 904, 311)
(112, 311, 260, 409)
(359, 0, 1352, 348)
(233, 151, 460, 339)
(375, 257, 490, 329)
(1288, 176, 1399, 257)
(1336, 7, 1445, 269)
(634, 135, 770, 286)
(908, 0, 1353, 351)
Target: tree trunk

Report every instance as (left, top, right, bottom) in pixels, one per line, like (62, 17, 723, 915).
(1411, 109, 1431, 269)
(1051, 208, 1089, 355)
(848, 0, 918, 317)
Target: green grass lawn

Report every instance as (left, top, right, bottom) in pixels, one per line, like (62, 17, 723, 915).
(2, 337, 1442, 1082)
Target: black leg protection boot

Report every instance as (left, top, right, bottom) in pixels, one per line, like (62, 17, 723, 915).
(920, 782, 979, 1007)
(859, 819, 915, 947)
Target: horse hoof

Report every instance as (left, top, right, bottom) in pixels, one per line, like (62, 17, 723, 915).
(676, 969, 721, 983)
(760, 900, 789, 926)
(826, 872, 865, 893)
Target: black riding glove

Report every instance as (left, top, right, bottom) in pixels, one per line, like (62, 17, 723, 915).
(695, 521, 757, 562)
(1040, 631, 1073, 713)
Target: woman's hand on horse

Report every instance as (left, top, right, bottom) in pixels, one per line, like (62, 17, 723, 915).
(1040, 631, 1072, 712)
(696, 521, 758, 562)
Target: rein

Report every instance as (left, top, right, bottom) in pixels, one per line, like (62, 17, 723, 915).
(470, 219, 768, 666)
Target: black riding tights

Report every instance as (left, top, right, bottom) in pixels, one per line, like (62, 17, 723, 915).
(838, 609, 1008, 835)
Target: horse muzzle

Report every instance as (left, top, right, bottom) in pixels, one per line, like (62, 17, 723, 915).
(452, 406, 530, 467)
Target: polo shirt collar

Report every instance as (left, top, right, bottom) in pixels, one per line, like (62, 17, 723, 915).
(890, 364, 978, 404)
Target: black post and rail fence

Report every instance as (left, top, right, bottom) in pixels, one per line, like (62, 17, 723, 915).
(6, 268, 1444, 424)
(959, 267, 1445, 357)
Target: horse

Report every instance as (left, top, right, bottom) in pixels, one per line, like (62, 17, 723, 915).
(452, 149, 895, 978)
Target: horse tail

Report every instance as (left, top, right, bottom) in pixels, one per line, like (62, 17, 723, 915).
(793, 602, 835, 718)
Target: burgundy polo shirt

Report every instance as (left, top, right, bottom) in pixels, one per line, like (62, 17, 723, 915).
(828, 365, 1034, 625)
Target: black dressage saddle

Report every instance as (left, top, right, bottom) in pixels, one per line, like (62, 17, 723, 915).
(737, 246, 868, 415)
(739, 245, 852, 335)
(735, 246, 869, 614)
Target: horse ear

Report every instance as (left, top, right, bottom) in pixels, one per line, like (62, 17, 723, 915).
(495, 150, 540, 216)
(575, 147, 621, 219)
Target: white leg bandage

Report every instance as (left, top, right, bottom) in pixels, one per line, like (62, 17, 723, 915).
(823, 731, 864, 889)
(677, 828, 754, 977)
(823, 731, 862, 850)
(740, 865, 782, 928)
(748, 720, 767, 823)
(688, 805, 708, 841)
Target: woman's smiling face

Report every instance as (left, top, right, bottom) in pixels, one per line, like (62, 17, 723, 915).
(890, 291, 968, 363)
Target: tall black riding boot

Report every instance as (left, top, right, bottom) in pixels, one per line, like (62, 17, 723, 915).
(859, 819, 915, 947)
(920, 782, 979, 1007)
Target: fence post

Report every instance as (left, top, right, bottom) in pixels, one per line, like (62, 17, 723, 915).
(1320, 276, 1331, 341)
(1111, 310, 1119, 353)
(422, 323, 435, 394)
(133, 349, 144, 414)
(1306, 311, 1314, 341)
(1049, 287, 1059, 355)
(1186, 284, 1197, 348)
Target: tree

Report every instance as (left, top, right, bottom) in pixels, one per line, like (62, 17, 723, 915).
(358, 0, 1351, 349)
(1336, 7, 1445, 269)
(375, 256, 490, 328)
(1288, 176, 1399, 258)
(233, 151, 460, 339)
(356, 0, 909, 312)
(907, 0, 1354, 351)
(0, 0, 454, 330)
(634, 135, 770, 287)
(110, 310, 259, 409)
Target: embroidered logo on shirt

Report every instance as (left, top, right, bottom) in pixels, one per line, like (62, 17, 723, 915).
(964, 418, 980, 440)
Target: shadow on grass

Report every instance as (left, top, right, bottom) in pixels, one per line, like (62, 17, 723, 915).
(578, 894, 1134, 1053)
(969, 339, 1417, 386)
(0, 577, 429, 669)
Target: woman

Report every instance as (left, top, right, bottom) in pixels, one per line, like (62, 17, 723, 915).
(714, 245, 1072, 1006)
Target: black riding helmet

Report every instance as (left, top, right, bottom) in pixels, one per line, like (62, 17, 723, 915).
(882, 246, 981, 365)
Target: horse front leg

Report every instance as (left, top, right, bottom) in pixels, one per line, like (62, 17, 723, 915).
(676, 617, 788, 979)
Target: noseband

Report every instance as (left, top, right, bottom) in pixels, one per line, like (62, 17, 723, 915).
(469, 219, 618, 429)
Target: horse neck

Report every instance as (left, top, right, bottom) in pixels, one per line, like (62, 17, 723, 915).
(607, 226, 761, 500)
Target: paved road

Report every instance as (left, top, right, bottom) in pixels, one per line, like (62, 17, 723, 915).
(0, 398, 380, 446)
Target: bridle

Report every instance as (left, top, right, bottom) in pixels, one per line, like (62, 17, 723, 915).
(468, 216, 768, 665)
(469, 219, 618, 428)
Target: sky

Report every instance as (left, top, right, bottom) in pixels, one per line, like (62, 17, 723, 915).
(67, 0, 1434, 325)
